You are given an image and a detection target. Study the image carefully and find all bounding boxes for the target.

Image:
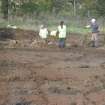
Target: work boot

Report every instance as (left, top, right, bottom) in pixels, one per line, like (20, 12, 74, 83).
(91, 41, 95, 47)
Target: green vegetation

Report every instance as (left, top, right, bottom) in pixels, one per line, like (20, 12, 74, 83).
(0, 0, 105, 19)
(0, 0, 105, 34)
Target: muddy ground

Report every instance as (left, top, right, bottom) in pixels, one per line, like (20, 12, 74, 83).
(0, 28, 105, 105)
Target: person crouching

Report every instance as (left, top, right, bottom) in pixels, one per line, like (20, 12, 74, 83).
(57, 21, 67, 48)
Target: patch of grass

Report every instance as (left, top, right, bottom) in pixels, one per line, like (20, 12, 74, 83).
(69, 26, 90, 34)
(0, 19, 8, 28)
(0, 18, 104, 35)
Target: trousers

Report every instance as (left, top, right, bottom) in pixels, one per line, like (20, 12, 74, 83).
(91, 33, 99, 47)
(59, 38, 66, 48)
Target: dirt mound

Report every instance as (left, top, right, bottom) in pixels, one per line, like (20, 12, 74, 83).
(0, 28, 39, 40)
(0, 28, 41, 48)
(0, 28, 14, 40)
(0, 28, 105, 49)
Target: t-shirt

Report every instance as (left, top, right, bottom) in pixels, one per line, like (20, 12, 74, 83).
(91, 23, 99, 33)
(58, 25, 66, 38)
(39, 28, 48, 39)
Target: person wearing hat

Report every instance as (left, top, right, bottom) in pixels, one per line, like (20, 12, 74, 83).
(90, 18, 99, 47)
(57, 21, 67, 48)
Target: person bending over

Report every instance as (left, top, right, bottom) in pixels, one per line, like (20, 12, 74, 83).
(39, 25, 49, 43)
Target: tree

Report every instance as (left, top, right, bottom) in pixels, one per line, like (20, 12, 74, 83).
(1, 0, 9, 19)
(96, 0, 105, 17)
(51, 0, 67, 14)
(20, 1, 38, 15)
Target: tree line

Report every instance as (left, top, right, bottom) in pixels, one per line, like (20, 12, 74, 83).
(0, 0, 105, 20)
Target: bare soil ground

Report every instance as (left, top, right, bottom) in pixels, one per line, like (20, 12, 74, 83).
(0, 28, 105, 105)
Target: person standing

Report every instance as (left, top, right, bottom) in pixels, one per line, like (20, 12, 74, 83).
(90, 18, 99, 47)
(39, 25, 49, 43)
(57, 21, 67, 48)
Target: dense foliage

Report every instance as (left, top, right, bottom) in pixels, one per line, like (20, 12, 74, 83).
(0, 0, 105, 19)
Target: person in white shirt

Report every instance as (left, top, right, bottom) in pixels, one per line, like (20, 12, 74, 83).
(39, 25, 48, 43)
(57, 21, 67, 48)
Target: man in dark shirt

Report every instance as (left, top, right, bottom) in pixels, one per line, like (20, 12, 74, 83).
(90, 18, 99, 47)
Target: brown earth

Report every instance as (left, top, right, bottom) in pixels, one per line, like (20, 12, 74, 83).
(0, 28, 105, 105)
